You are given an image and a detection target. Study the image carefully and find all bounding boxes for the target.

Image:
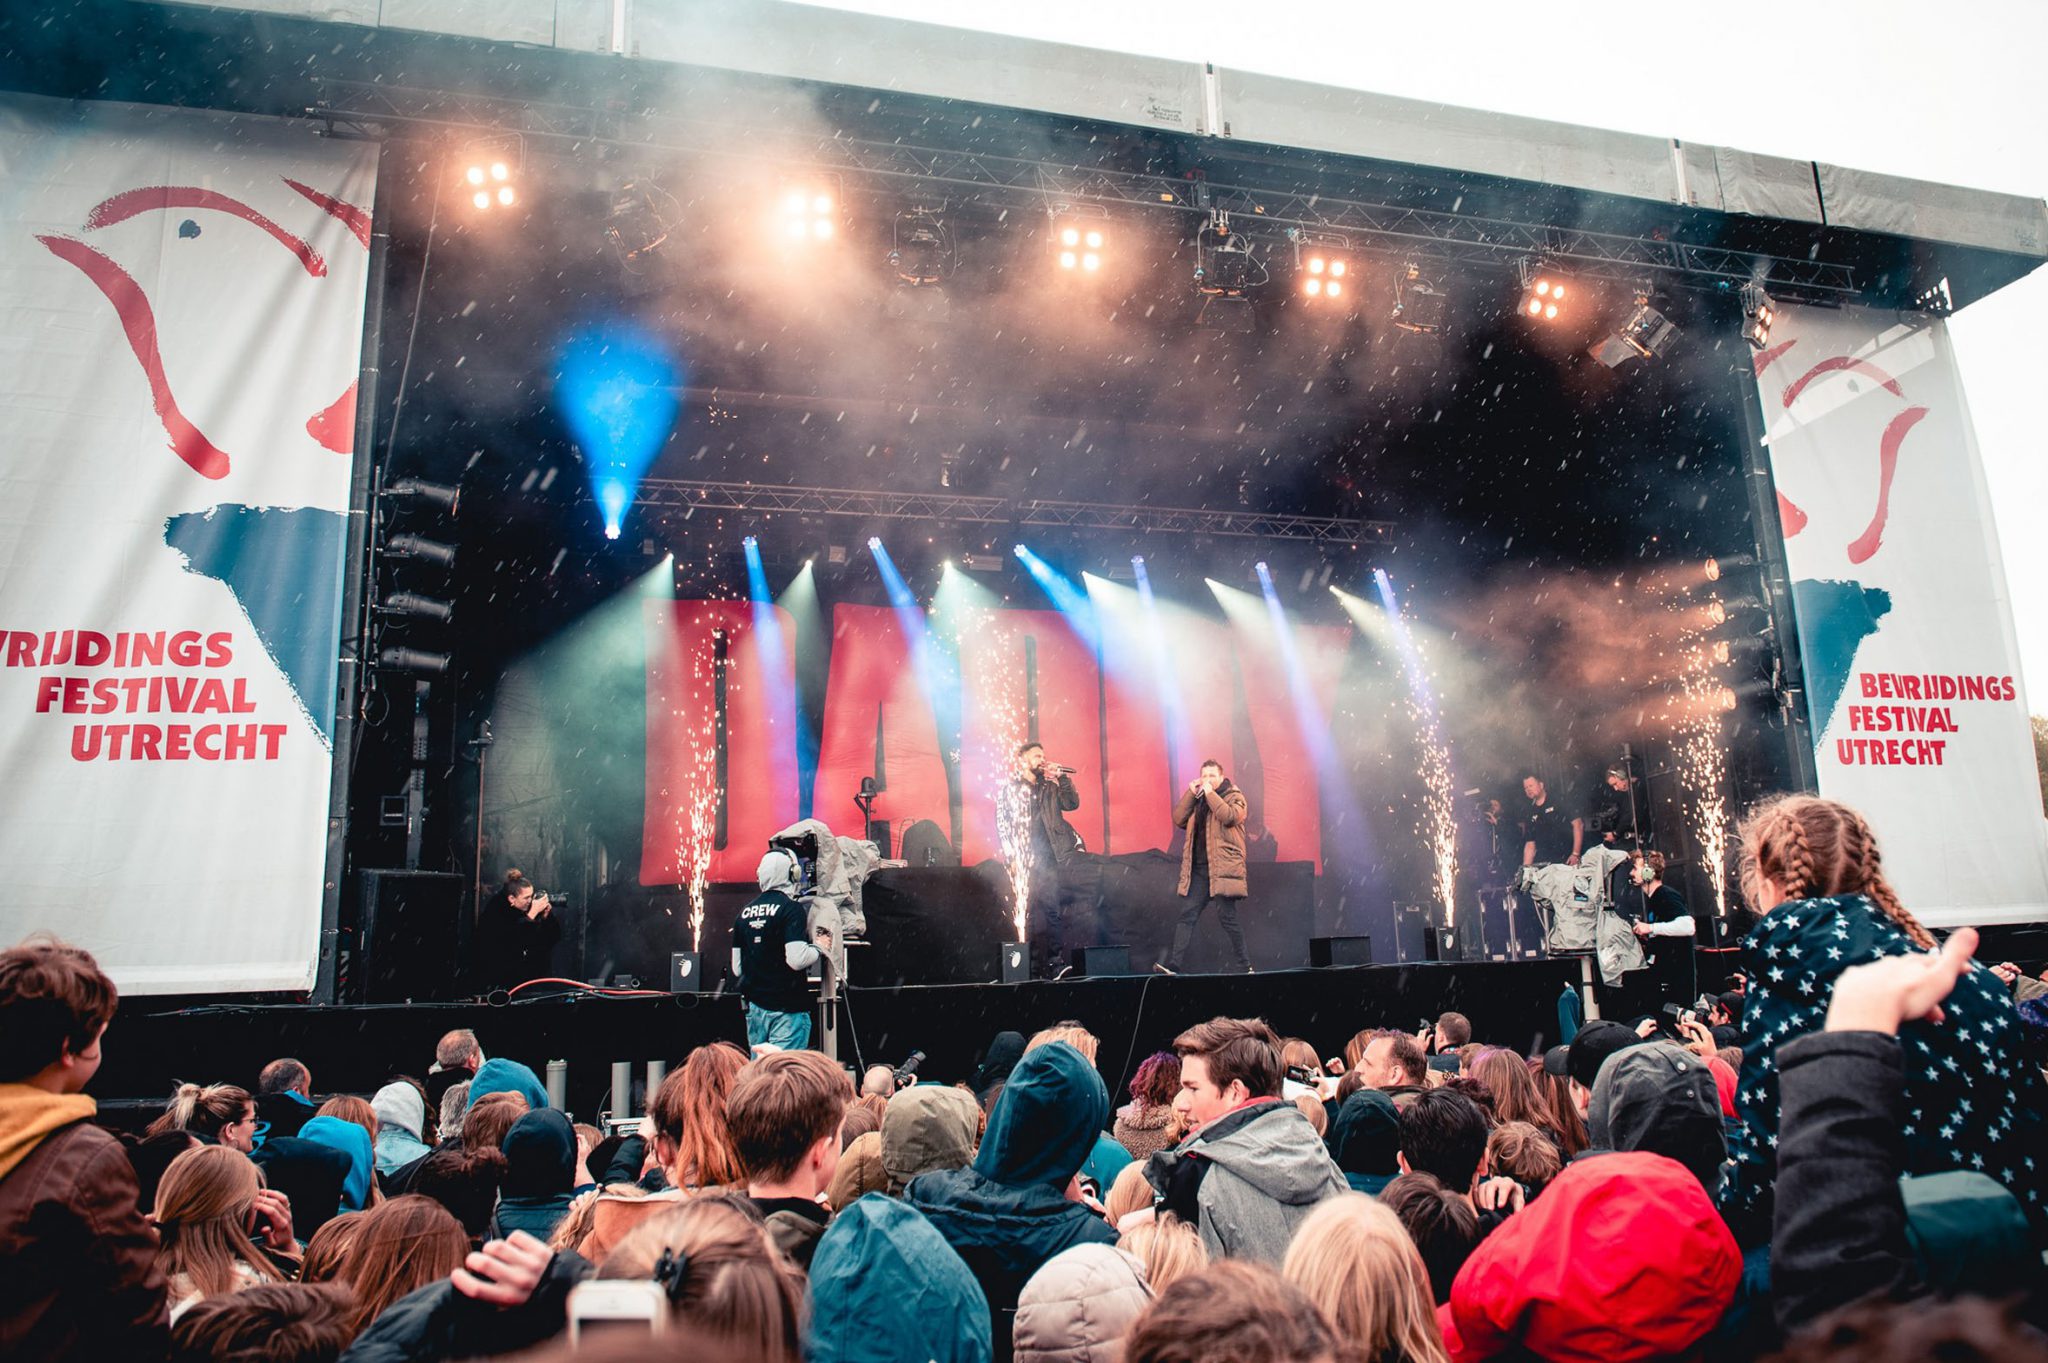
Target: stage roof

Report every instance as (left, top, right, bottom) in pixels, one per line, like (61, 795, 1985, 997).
(126, 0, 2047, 310)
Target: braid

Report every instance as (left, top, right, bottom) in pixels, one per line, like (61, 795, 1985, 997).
(1773, 805, 1820, 901)
(1845, 810, 1935, 949)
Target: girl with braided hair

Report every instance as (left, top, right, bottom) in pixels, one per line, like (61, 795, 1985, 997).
(1721, 794, 2048, 1243)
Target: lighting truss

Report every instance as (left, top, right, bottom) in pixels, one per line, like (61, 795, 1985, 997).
(623, 479, 1391, 545)
(307, 79, 1865, 300)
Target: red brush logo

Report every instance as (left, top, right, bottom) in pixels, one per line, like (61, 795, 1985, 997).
(36, 180, 371, 477)
(1758, 339, 1931, 565)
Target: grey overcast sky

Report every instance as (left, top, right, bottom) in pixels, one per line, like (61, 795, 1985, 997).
(810, 0, 2048, 709)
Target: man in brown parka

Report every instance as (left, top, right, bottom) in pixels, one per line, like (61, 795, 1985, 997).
(1163, 760, 1252, 973)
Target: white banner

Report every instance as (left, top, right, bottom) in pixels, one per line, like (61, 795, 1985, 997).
(0, 95, 378, 991)
(1756, 303, 2048, 926)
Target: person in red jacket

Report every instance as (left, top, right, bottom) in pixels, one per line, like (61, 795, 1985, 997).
(1439, 1151, 1739, 1363)
(0, 937, 169, 1362)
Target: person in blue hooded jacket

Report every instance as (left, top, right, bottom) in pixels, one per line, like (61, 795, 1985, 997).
(297, 1115, 375, 1214)
(809, 1194, 992, 1363)
(464, 1058, 549, 1113)
(904, 1041, 1119, 1353)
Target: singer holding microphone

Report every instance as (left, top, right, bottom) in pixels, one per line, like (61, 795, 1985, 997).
(1162, 759, 1252, 974)
(1011, 741, 1083, 976)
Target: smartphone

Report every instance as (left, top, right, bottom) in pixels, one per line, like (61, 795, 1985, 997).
(567, 1280, 668, 1344)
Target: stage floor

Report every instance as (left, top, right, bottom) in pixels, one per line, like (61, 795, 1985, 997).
(95, 957, 1584, 1119)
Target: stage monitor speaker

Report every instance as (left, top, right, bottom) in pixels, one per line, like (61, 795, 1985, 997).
(355, 870, 467, 1003)
(870, 820, 893, 859)
(670, 951, 702, 993)
(1309, 935, 1372, 967)
(1424, 925, 1464, 963)
(1074, 946, 1133, 977)
(998, 941, 1029, 983)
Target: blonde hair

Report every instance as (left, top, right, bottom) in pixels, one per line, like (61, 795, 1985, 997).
(338, 1195, 467, 1337)
(600, 1194, 805, 1363)
(145, 1083, 251, 1142)
(1104, 1159, 1156, 1224)
(551, 1184, 642, 1255)
(1739, 794, 1932, 947)
(153, 1145, 286, 1300)
(1281, 1194, 1448, 1363)
(1027, 1023, 1100, 1064)
(1119, 1212, 1208, 1294)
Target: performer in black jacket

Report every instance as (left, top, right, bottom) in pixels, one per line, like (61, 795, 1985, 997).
(1003, 741, 1082, 976)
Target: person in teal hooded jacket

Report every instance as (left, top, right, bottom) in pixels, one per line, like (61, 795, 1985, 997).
(464, 1058, 548, 1113)
(904, 1041, 1119, 1352)
(808, 1194, 992, 1363)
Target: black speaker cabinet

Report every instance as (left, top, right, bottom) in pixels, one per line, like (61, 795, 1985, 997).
(1074, 946, 1133, 977)
(670, 951, 702, 993)
(998, 940, 1030, 983)
(1309, 935, 1372, 967)
(354, 870, 466, 1003)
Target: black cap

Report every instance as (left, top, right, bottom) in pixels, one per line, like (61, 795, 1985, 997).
(1543, 1043, 1571, 1078)
(1567, 1020, 1643, 1091)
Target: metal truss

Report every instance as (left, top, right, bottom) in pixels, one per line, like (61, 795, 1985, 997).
(309, 80, 1860, 297)
(628, 478, 1389, 546)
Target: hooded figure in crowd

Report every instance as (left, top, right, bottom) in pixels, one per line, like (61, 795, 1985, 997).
(884, 1083, 982, 1189)
(1013, 1242, 1154, 1363)
(371, 1082, 432, 1179)
(1327, 1088, 1404, 1195)
(808, 1194, 993, 1363)
(490, 1109, 579, 1242)
(1586, 1044, 1728, 1198)
(465, 1058, 549, 1112)
(1440, 1152, 1740, 1363)
(297, 1115, 375, 1214)
(247, 1137, 351, 1241)
(905, 1042, 1120, 1346)
(972, 1032, 1027, 1104)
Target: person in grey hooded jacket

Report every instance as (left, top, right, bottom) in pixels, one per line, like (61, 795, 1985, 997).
(1144, 1017, 1345, 1264)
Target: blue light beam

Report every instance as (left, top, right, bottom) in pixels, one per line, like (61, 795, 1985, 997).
(555, 319, 683, 540)
(868, 538, 951, 714)
(1013, 545, 1098, 651)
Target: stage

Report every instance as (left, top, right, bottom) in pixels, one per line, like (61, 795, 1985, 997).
(93, 957, 1584, 1124)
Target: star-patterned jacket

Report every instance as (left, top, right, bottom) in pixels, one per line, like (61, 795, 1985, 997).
(1722, 892, 2048, 1242)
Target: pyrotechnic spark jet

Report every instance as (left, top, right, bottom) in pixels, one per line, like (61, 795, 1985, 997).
(1373, 572, 1459, 928)
(963, 606, 1033, 941)
(670, 637, 719, 949)
(1675, 626, 1731, 915)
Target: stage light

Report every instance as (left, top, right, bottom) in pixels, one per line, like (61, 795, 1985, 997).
(1012, 544, 1026, 556)
(743, 535, 758, 548)
(1051, 208, 1110, 274)
(868, 536, 883, 550)
(778, 183, 839, 246)
(379, 646, 450, 675)
(385, 477, 462, 515)
(888, 207, 954, 287)
(605, 181, 680, 268)
(386, 533, 456, 568)
(1741, 282, 1776, 351)
(382, 590, 454, 624)
(1594, 287, 1679, 367)
(604, 524, 620, 541)
(1517, 260, 1568, 321)
(1195, 213, 1264, 298)
(1392, 262, 1449, 334)
(1704, 557, 1721, 582)
(460, 138, 523, 213)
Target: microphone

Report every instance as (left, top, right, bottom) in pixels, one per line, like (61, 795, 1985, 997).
(1048, 763, 1078, 775)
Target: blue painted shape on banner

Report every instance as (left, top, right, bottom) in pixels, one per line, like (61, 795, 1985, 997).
(1791, 578, 1893, 745)
(164, 505, 346, 748)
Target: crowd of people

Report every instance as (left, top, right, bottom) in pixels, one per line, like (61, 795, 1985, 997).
(5, 794, 2048, 1363)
